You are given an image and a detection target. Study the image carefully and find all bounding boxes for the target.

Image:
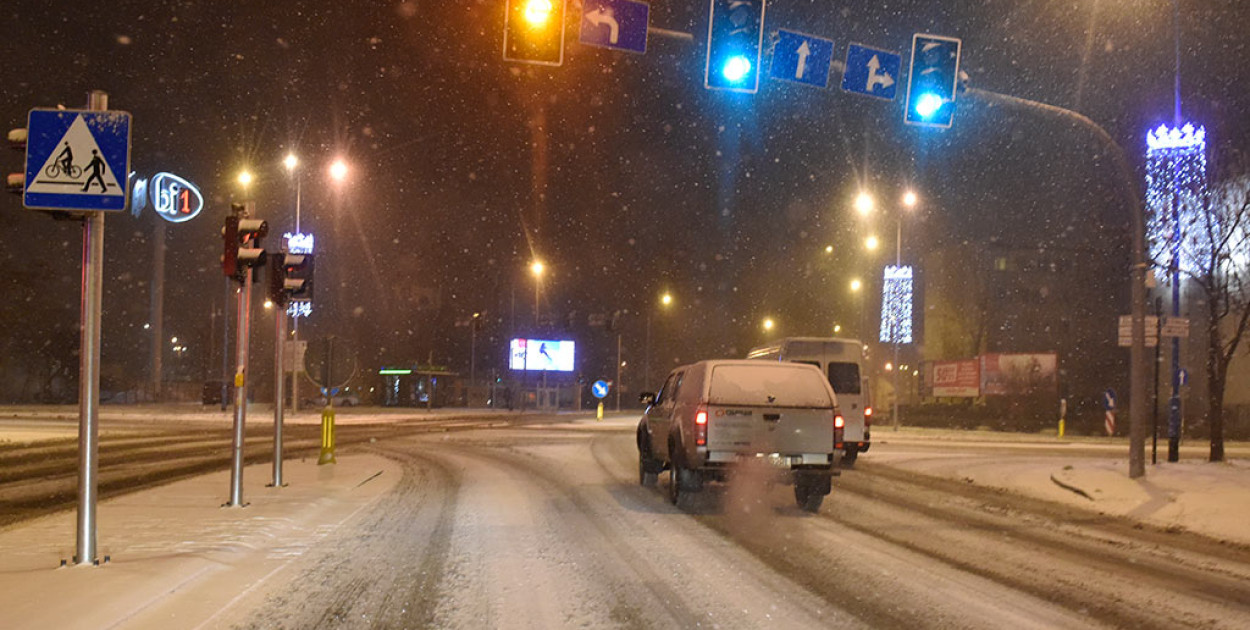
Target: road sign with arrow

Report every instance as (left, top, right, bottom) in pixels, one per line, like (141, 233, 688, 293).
(842, 43, 901, 100)
(769, 29, 834, 88)
(579, 0, 649, 54)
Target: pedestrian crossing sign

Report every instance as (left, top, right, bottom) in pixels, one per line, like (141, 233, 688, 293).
(24, 109, 131, 212)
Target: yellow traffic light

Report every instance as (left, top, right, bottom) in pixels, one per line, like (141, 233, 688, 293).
(523, 0, 555, 26)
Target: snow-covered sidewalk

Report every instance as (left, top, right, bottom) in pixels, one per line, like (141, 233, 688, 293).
(870, 429, 1250, 547)
(0, 455, 399, 630)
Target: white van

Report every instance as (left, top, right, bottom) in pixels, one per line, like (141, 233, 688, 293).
(748, 337, 872, 465)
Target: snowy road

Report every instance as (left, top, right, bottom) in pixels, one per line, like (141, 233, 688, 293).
(215, 418, 1250, 629)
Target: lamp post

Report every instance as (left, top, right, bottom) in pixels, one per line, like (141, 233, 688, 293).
(530, 260, 545, 326)
(283, 153, 302, 414)
(645, 292, 674, 392)
(893, 190, 918, 431)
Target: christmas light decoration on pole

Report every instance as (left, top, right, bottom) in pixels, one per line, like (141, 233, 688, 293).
(1145, 121, 1208, 463)
(1146, 123, 1210, 274)
(879, 265, 913, 344)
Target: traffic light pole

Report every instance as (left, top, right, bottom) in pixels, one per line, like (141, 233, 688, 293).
(272, 298, 286, 488)
(965, 87, 1150, 479)
(70, 90, 111, 566)
(228, 264, 252, 507)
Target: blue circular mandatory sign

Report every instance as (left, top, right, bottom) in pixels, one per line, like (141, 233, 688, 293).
(591, 380, 610, 399)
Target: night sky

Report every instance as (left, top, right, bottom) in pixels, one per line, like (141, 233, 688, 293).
(2, 0, 1248, 400)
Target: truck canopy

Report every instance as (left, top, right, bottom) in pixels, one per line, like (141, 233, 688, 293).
(707, 363, 834, 408)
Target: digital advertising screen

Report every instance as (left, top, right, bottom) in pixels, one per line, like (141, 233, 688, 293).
(509, 338, 575, 372)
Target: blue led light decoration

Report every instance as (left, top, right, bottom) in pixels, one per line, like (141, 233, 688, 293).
(880, 265, 914, 344)
(1146, 123, 1210, 276)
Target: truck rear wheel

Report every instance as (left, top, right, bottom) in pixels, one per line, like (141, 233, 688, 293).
(639, 449, 659, 487)
(794, 474, 830, 513)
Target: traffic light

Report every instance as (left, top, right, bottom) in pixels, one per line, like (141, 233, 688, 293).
(904, 33, 962, 128)
(221, 203, 268, 281)
(705, 0, 767, 93)
(503, 0, 567, 66)
(268, 253, 314, 305)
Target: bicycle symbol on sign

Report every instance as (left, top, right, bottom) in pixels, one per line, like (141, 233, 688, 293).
(44, 142, 82, 179)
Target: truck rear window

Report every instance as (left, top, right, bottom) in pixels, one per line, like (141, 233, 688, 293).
(708, 365, 833, 407)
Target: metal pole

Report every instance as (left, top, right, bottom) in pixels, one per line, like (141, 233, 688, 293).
(150, 218, 165, 401)
(221, 278, 231, 411)
(645, 313, 652, 393)
(1168, 176, 1183, 462)
(470, 322, 477, 385)
(291, 315, 300, 414)
(272, 301, 286, 487)
(893, 213, 901, 431)
(966, 88, 1150, 479)
(1153, 296, 1162, 464)
(616, 333, 622, 412)
(75, 89, 107, 566)
(228, 254, 253, 507)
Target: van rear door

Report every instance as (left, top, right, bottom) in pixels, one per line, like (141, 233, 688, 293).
(703, 364, 835, 456)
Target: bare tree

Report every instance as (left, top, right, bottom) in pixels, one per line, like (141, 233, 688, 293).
(1185, 168, 1250, 462)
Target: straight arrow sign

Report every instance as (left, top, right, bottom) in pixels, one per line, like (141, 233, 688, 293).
(769, 29, 834, 88)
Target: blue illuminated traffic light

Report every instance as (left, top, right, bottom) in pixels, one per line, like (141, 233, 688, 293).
(904, 34, 962, 128)
(705, 0, 767, 93)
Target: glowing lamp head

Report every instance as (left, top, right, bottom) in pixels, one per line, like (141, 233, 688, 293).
(722, 55, 752, 83)
(530, 260, 545, 278)
(850, 278, 863, 292)
(903, 190, 918, 208)
(914, 93, 945, 119)
(283, 153, 298, 171)
(762, 318, 775, 331)
(523, 0, 555, 26)
(328, 159, 348, 182)
(236, 170, 253, 187)
(865, 235, 880, 251)
(854, 192, 874, 216)
(660, 292, 673, 306)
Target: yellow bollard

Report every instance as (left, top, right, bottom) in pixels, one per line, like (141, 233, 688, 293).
(318, 406, 337, 465)
(1058, 418, 1065, 438)
(596, 402, 604, 421)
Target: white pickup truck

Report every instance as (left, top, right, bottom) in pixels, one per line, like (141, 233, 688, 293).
(637, 360, 844, 512)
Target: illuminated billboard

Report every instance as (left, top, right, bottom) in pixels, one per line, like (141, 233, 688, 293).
(509, 338, 575, 372)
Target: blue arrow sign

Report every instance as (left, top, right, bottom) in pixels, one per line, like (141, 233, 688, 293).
(592, 380, 610, 399)
(769, 29, 834, 88)
(842, 43, 901, 100)
(1103, 388, 1116, 411)
(24, 109, 131, 212)
(579, 0, 649, 54)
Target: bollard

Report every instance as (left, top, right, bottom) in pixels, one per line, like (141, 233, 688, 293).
(596, 402, 604, 421)
(318, 406, 336, 465)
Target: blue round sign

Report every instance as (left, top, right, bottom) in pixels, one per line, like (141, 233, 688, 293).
(592, 380, 609, 399)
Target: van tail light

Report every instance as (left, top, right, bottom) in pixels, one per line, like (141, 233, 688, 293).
(864, 406, 873, 426)
(833, 411, 845, 449)
(695, 406, 708, 446)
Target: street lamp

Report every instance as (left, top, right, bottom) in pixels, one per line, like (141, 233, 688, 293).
(865, 235, 880, 251)
(237, 170, 254, 189)
(762, 317, 775, 332)
(892, 190, 919, 432)
(854, 191, 874, 216)
(849, 278, 862, 292)
(328, 159, 348, 183)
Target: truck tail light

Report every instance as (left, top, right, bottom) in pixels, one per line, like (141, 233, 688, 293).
(695, 406, 708, 446)
(864, 406, 873, 426)
(834, 413, 845, 429)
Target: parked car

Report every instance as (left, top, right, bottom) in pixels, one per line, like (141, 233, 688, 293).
(637, 360, 843, 512)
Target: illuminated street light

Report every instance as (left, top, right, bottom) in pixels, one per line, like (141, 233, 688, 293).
(762, 318, 775, 332)
(850, 278, 863, 292)
(865, 235, 880, 251)
(530, 260, 545, 278)
(236, 170, 253, 187)
(825, 245, 834, 254)
(833, 324, 842, 334)
(328, 159, 348, 182)
(854, 192, 875, 216)
(903, 190, 918, 208)
(283, 153, 299, 172)
(660, 292, 673, 306)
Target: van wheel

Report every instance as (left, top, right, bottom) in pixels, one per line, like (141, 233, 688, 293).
(841, 447, 859, 468)
(669, 463, 702, 508)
